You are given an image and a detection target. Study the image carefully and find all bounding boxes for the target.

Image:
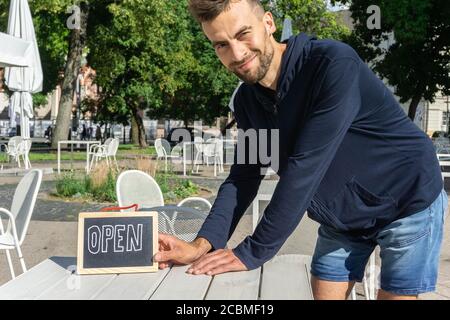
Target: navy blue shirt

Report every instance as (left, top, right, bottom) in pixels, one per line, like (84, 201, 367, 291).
(197, 33, 443, 270)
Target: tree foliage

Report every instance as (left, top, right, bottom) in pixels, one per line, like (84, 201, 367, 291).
(87, 0, 237, 134)
(268, 0, 351, 40)
(335, 0, 450, 119)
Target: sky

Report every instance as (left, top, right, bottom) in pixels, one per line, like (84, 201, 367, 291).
(327, 1, 349, 12)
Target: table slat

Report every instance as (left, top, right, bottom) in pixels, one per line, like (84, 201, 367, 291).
(205, 268, 261, 300)
(92, 269, 170, 300)
(0, 257, 75, 300)
(36, 272, 117, 300)
(150, 265, 211, 300)
(260, 254, 313, 300)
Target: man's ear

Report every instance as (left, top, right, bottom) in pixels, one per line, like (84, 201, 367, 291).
(263, 11, 277, 36)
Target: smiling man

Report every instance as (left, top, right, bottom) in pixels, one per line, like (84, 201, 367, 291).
(154, 0, 447, 300)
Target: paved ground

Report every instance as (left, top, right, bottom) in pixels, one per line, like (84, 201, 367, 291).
(0, 160, 449, 299)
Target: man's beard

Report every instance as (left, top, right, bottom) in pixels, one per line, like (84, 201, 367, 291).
(231, 40, 274, 84)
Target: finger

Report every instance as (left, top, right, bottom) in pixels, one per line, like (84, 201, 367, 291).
(206, 264, 235, 276)
(158, 233, 174, 243)
(193, 255, 235, 275)
(206, 260, 247, 276)
(154, 250, 174, 262)
(189, 252, 225, 272)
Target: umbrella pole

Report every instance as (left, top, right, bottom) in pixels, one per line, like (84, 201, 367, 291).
(20, 102, 30, 169)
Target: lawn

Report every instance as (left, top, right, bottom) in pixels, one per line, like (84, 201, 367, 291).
(0, 144, 156, 162)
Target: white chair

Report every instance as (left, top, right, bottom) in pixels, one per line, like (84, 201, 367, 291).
(89, 138, 119, 171)
(192, 136, 205, 173)
(198, 138, 224, 176)
(116, 170, 179, 234)
(1, 136, 23, 167)
(17, 139, 32, 169)
(177, 197, 212, 215)
(116, 170, 165, 210)
(154, 138, 180, 172)
(0, 169, 43, 279)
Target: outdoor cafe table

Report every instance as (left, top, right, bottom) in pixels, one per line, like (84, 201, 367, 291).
(0, 254, 313, 299)
(57, 140, 101, 174)
(0, 205, 313, 299)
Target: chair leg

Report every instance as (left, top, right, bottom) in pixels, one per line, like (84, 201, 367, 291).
(193, 151, 201, 173)
(351, 286, 357, 300)
(15, 244, 27, 273)
(165, 157, 168, 172)
(114, 155, 119, 171)
(5, 250, 16, 279)
(362, 275, 370, 300)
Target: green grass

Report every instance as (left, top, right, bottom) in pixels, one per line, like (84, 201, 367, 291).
(0, 145, 156, 162)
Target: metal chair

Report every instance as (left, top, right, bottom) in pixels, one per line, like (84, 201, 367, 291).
(177, 196, 212, 212)
(201, 138, 224, 176)
(0, 169, 43, 279)
(192, 136, 205, 173)
(89, 138, 119, 171)
(17, 139, 32, 169)
(154, 138, 179, 172)
(142, 205, 208, 242)
(116, 170, 164, 211)
(1, 136, 23, 167)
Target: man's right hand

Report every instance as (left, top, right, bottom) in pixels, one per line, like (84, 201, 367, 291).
(154, 233, 212, 269)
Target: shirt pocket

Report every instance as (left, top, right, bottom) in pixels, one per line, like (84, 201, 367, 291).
(326, 177, 397, 232)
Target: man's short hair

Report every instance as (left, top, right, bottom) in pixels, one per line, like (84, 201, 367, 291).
(188, 0, 264, 23)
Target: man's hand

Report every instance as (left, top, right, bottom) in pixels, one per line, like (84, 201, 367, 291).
(154, 233, 212, 269)
(186, 249, 248, 276)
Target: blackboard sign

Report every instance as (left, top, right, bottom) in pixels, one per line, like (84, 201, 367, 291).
(77, 212, 158, 274)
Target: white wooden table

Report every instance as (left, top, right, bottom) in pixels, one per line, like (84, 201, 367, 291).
(57, 140, 101, 174)
(0, 254, 313, 300)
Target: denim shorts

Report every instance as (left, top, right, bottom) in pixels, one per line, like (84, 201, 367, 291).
(310, 189, 448, 296)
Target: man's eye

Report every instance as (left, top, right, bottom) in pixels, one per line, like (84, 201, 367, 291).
(215, 43, 227, 50)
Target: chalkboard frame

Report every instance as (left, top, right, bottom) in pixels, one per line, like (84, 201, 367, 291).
(77, 211, 158, 275)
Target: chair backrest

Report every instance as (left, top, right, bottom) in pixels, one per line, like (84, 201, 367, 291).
(116, 170, 164, 211)
(7, 136, 23, 153)
(193, 136, 204, 152)
(107, 138, 119, 156)
(9, 169, 43, 244)
(203, 138, 222, 157)
(154, 138, 169, 157)
(177, 197, 212, 213)
(17, 139, 32, 155)
(160, 139, 171, 155)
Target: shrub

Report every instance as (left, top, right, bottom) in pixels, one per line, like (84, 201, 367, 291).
(56, 171, 86, 197)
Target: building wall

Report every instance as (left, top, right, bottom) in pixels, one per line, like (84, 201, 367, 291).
(426, 94, 450, 135)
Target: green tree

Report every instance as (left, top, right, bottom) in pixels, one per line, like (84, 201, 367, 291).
(270, 0, 351, 40)
(335, 0, 450, 120)
(88, 0, 237, 146)
(158, 19, 237, 126)
(88, 0, 197, 147)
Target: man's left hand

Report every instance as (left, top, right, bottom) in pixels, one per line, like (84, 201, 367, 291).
(186, 249, 247, 276)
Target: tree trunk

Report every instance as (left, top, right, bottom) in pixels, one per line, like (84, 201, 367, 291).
(51, 4, 89, 149)
(408, 93, 423, 121)
(131, 109, 147, 148)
